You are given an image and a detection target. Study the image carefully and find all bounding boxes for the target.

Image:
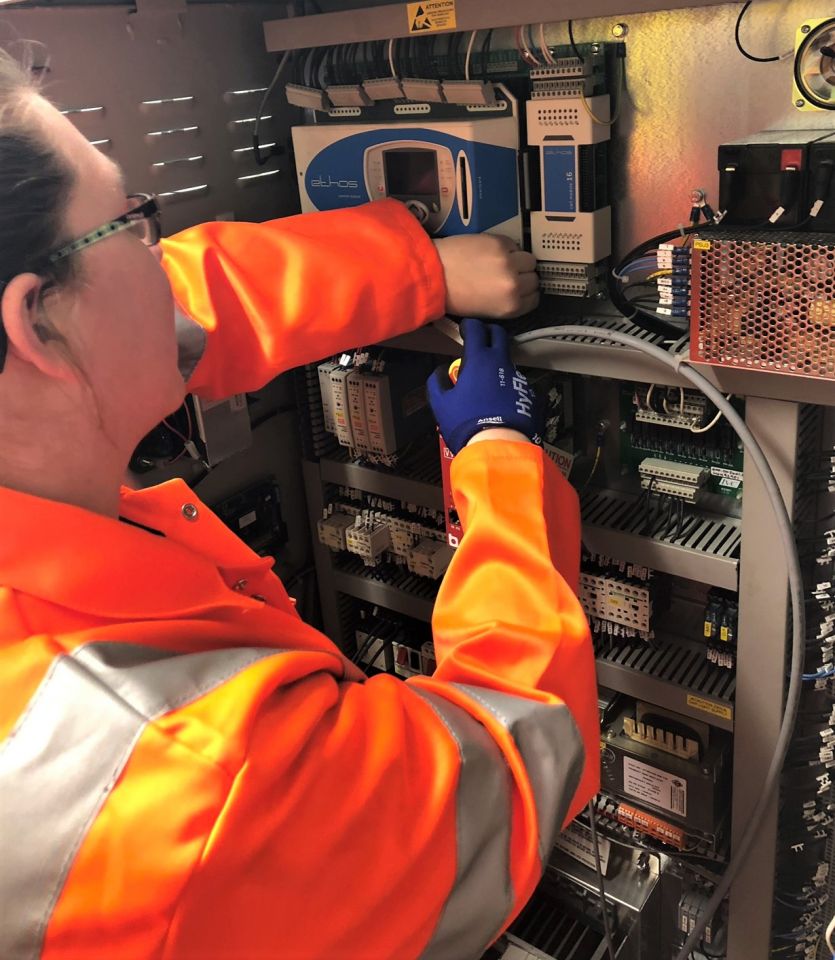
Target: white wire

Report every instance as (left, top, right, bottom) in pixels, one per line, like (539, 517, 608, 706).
(512, 325, 806, 960)
(826, 911, 835, 953)
(689, 398, 730, 434)
(518, 23, 541, 66)
(388, 37, 397, 78)
(464, 29, 478, 81)
(539, 23, 556, 65)
(661, 388, 685, 417)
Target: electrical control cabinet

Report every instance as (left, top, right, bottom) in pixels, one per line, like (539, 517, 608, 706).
(36, 4, 835, 960)
(281, 14, 835, 946)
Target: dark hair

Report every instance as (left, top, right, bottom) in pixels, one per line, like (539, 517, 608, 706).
(0, 134, 73, 285)
(0, 50, 74, 370)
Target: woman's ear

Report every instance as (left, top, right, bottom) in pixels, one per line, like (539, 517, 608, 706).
(0, 273, 74, 380)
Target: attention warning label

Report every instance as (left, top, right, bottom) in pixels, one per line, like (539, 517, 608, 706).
(406, 0, 456, 34)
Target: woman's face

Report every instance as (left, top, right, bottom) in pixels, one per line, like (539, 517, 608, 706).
(31, 94, 184, 448)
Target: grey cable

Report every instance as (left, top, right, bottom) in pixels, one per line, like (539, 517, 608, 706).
(587, 801, 617, 959)
(513, 325, 806, 959)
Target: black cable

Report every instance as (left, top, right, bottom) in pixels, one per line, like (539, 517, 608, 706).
(365, 637, 395, 674)
(734, 1, 780, 63)
(480, 28, 494, 82)
(449, 30, 463, 78)
(253, 51, 289, 167)
(587, 802, 617, 960)
(610, 223, 705, 337)
(352, 630, 382, 666)
(413, 35, 427, 78)
(349, 42, 361, 84)
(406, 37, 417, 77)
(372, 39, 386, 78)
(568, 20, 584, 63)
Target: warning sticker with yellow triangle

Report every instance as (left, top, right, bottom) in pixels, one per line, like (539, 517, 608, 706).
(406, 0, 456, 34)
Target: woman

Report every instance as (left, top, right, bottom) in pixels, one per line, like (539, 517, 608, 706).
(0, 50, 598, 960)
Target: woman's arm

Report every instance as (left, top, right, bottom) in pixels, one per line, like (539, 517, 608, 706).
(161, 201, 540, 400)
(161, 199, 445, 400)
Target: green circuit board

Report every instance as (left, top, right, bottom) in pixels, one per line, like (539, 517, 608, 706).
(620, 385, 744, 500)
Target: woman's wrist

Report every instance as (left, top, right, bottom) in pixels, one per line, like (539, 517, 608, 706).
(466, 428, 532, 447)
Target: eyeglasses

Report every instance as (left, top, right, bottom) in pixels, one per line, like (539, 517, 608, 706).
(0, 193, 161, 373)
(47, 193, 162, 265)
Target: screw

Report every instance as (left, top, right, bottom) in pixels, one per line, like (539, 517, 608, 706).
(796, 98, 807, 108)
(181, 503, 199, 522)
(612, 22, 629, 39)
(801, 23, 811, 34)
(690, 188, 706, 205)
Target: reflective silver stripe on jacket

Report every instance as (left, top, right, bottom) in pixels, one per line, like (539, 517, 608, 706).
(413, 688, 513, 960)
(0, 642, 281, 960)
(175, 304, 207, 383)
(414, 685, 584, 960)
(454, 684, 585, 861)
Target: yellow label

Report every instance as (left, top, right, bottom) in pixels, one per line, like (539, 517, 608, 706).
(407, 0, 456, 34)
(703, 622, 712, 638)
(693, 239, 712, 251)
(686, 695, 732, 721)
(720, 626, 729, 642)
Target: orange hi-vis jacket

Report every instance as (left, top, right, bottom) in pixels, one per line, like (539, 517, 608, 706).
(0, 200, 598, 960)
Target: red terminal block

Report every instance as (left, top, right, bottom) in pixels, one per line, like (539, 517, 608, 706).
(780, 148, 803, 171)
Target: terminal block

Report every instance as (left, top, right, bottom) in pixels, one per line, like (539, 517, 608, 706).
(537, 260, 606, 298)
(345, 518, 392, 566)
(579, 571, 652, 637)
(317, 512, 355, 552)
(639, 458, 709, 502)
(633, 386, 709, 430)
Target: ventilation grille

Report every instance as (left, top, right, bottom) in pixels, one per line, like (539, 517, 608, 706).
(334, 555, 440, 605)
(510, 895, 606, 959)
(581, 488, 742, 559)
(328, 443, 442, 487)
(595, 636, 737, 703)
(692, 232, 835, 381)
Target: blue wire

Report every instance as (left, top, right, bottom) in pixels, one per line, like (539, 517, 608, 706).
(802, 669, 835, 680)
(614, 256, 661, 279)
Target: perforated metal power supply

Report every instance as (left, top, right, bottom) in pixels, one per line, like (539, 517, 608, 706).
(691, 230, 835, 381)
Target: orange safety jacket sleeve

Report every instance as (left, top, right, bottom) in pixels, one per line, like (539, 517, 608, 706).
(160, 199, 447, 400)
(83, 204, 605, 959)
(154, 443, 598, 960)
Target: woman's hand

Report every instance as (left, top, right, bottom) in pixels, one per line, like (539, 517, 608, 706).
(426, 318, 543, 455)
(433, 234, 540, 319)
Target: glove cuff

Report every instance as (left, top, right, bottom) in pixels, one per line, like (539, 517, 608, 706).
(446, 418, 543, 456)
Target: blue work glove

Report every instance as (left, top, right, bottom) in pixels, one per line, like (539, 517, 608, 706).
(426, 318, 543, 456)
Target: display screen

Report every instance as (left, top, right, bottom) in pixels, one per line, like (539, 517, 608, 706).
(383, 149, 440, 198)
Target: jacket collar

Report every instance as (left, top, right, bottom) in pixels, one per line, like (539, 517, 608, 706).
(0, 480, 279, 622)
